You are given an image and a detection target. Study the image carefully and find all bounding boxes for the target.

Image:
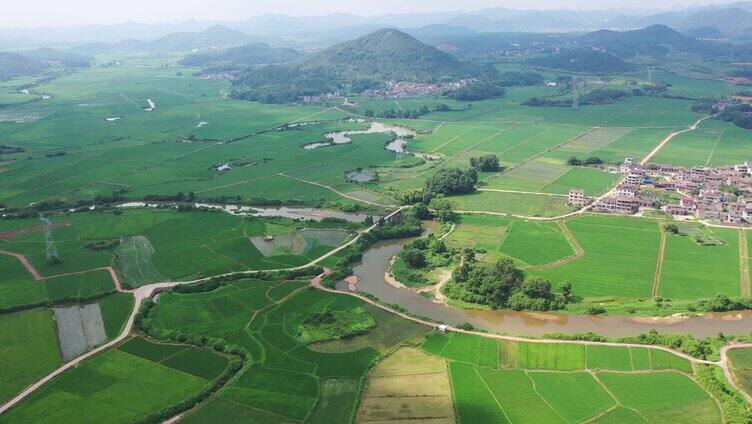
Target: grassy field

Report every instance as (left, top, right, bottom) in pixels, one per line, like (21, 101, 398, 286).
(424, 332, 720, 424)
(0, 308, 61, 405)
(0, 338, 226, 424)
(659, 228, 741, 299)
(451, 191, 576, 217)
(0, 59, 709, 218)
(144, 277, 430, 423)
(535, 215, 661, 298)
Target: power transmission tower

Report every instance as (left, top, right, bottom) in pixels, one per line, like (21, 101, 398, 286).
(395, 152, 403, 165)
(39, 213, 59, 265)
(572, 79, 584, 110)
(647, 67, 656, 86)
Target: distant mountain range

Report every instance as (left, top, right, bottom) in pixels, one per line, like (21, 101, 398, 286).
(607, 4, 752, 39)
(2, 3, 752, 52)
(69, 25, 258, 55)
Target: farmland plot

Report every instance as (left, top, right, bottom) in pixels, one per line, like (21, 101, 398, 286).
(53, 303, 107, 361)
(535, 215, 661, 298)
(145, 278, 430, 423)
(0, 339, 225, 424)
(659, 228, 740, 299)
(425, 332, 719, 424)
(358, 347, 455, 423)
(0, 308, 61, 404)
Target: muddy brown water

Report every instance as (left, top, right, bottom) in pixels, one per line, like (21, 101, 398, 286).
(344, 239, 752, 338)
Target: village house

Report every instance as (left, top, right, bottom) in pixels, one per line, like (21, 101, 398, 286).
(613, 186, 637, 197)
(664, 204, 690, 215)
(593, 196, 640, 214)
(679, 197, 697, 212)
(567, 189, 591, 207)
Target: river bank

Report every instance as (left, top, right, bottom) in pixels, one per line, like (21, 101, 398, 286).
(345, 238, 752, 338)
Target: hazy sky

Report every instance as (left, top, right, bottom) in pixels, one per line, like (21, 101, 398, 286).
(0, 0, 738, 28)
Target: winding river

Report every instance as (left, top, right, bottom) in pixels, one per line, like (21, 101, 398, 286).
(342, 239, 752, 338)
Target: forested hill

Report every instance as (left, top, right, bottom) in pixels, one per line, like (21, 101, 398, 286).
(529, 48, 635, 74)
(300, 28, 483, 82)
(180, 43, 302, 68)
(0, 52, 45, 81)
(232, 28, 491, 103)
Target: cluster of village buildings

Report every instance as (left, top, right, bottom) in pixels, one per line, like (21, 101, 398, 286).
(302, 91, 343, 104)
(568, 158, 752, 226)
(363, 80, 471, 98)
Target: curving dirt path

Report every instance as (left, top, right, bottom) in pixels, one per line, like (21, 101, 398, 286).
(0, 249, 42, 280)
(278, 173, 394, 208)
(0, 249, 131, 293)
(719, 342, 752, 404)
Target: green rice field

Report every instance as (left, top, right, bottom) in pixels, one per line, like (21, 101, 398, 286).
(424, 332, 720, 424)
(145, 277, 430, 423)
(0, 338, 227, 424)
(0, 308, 61, 405)
(0, 209, 356, 308)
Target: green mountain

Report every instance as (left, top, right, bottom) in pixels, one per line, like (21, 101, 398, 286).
(179, 43, 302, 68)
(233, 28, 490, 103)
(0, 52, 45, 81)
(297, 28, 483, 82)
(529, 48, 635, 74)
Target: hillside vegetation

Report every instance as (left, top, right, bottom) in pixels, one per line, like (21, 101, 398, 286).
(180, 42, 302, 68)
(0, 52, 45, 81)
(232, 28, 491, 103)
(529, 48, 635, 74)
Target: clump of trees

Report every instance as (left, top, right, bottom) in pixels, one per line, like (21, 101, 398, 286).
(84, 240, 120, 251)
(718, 104, 752, 129)
(444, 257, 570, 311)
(401, 235, 455, 269)
(498, 71, 544, 86)
(524, 89, 629, 108)
(296, 307, 375, 344)
(566, 156, 604, 167)
(445, 81, 506, 101)
(396, 235, 456, 287)
(425, 167, 477, 196)
(469, 154, 500, 172)
(662, 223, 679, 234)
